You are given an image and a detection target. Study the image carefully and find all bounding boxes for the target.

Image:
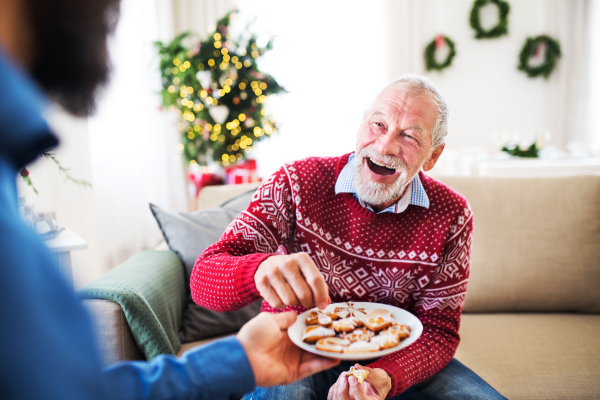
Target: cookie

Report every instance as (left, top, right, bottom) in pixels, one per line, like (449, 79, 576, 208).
(345, 366, 369, 384)
(344, 340, 380, 353)
(315, 337, 350, 353)
(363, 310, 395, 332)
(382, 324, 411, 340)
(302, 325, 335, 344)
(332, 317, 361, 333)
(305, 310, 338, 326)
(371, 333, 400, 350)
(339, 330, 371, 343)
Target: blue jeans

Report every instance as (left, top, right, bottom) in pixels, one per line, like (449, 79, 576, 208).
(244, 358, 506, 399)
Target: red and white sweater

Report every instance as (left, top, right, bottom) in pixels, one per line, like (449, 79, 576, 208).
(191, 153, 473, 397)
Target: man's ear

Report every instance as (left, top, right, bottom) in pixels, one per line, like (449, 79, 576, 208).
(422, 144, 445, 172)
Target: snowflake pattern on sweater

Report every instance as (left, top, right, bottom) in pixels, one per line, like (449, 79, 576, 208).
(191, 153, 473, 396)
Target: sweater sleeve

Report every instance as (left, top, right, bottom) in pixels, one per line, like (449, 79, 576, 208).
(191, 166, 296, 312)
(367, 207, 473, 397)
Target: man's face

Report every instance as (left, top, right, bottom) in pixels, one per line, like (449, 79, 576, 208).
(353, 83, 440, 207)
(25, 0, 120, 116)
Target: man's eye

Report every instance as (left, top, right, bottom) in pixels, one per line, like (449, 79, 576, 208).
(374, 122, 384, 128)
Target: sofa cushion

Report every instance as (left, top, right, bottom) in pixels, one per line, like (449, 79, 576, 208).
(455, 313, 600, 400)
(150, 188, 263, 343)
(438, 175, 600, 313)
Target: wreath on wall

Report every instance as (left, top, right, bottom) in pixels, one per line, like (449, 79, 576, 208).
(424, 35, 457, 72)
(517, 35, 562, 79)
(154, 11, 285, 167)
(469, 0, 510, 39)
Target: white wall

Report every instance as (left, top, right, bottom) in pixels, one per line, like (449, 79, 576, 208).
(233, 0, 596, 178)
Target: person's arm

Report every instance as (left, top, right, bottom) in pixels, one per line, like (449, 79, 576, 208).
(191, 165, 329, 313)
(104, 312, 339, 400)
(364, 210, 474, 397)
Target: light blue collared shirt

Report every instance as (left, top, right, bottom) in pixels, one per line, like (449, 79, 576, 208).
(335, 153, 430, 214)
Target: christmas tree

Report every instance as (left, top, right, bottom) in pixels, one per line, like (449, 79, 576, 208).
(155, 10, 285, 167)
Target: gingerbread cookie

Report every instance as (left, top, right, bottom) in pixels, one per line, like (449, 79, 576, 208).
(302, 325, 335, 344)
(339, 330, 371, 343)
(371, 333, 400, 350)
(382, 324, 411, 340)
(332, 317, 361, 333)
(344, 340, 380, 353)
(305, 310, 338, 326)
(363, 310, 395, 332)
(315, 337, 350, 353)
(345, 366, 369, 384)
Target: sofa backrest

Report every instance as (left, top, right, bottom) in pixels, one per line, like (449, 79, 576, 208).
(438, 175, 600, 313)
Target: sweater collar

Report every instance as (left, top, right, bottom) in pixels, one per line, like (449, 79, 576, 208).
(0, 49, 58, 170)
(334, 152, 430, 214)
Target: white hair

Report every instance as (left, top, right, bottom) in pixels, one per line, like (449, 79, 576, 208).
(364, 74, 449, 149)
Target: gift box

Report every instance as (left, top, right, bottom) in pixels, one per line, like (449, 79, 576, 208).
(225, 160, 260, 185)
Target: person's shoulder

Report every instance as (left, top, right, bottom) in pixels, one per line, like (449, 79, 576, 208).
(420, 172, 471, 211)
(281, 154, 349, 179)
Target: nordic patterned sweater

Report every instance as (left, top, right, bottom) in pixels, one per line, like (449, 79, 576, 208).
(191, 153, 474, 397)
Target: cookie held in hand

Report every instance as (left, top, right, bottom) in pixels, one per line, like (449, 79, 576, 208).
(345, 366, 369, 384)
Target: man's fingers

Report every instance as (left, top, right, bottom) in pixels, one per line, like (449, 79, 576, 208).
(347, 376, 370, 400)
(297, 353, 340, 381)
(297, 254, 329, 309)
(269, 268, 300, 306)
(282, 263, 315, 308)
(259, 282, 285, 309)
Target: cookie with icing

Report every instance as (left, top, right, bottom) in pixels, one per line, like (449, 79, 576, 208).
(344, 340, 380, 353)
(382, 324, 411, 340)
(332, 317, 361, 333)
(315, 337, 351, 353)
(339, 330, 371, 343)
(363, 310, 395, 332)
(371, 333, 400, 350)
(302, 325, 335, 344)
(345, 366, 369, 384)
(305, 310, 338, 326)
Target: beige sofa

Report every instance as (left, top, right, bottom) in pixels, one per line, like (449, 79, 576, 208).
(82, 177, 600, 399)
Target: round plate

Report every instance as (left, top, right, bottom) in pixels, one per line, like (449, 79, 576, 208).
(288, 302, 423, 360)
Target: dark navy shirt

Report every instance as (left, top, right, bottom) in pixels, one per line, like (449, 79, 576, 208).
(0, 50, 255, 399)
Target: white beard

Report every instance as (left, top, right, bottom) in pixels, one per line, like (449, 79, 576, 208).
(352, 146, 415, 207)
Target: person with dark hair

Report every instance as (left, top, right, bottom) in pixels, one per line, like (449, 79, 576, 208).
(0, 0, 339, 399)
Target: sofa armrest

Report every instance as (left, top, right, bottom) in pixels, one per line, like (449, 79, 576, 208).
(82, 299, 145, 365)
(78, 250, 186, 361)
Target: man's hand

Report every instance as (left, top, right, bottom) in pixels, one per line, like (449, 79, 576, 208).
(327, 364, 392, 400)
(255, 253, 330, 309)
(237, 312, 340, 387)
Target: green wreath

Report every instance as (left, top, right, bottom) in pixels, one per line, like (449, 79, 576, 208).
(469, 0, 510, 39)
(517, 35, 561, 79)
(424, 36, 456, 72)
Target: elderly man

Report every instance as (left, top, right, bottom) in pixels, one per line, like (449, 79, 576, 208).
(192, 75, 505, 399)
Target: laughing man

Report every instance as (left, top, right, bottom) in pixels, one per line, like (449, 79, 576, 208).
(191, 75, 506, 399)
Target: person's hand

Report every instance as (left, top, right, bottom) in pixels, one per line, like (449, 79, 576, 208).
(255, 253, 330, 309)
(237, 311, 340, 387)
(327, 364, 391, 400)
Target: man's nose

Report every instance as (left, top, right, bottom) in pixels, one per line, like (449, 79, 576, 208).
(375, 131, 399, 156)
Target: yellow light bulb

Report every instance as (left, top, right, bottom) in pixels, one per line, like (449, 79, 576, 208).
(222, 154, 228, 161)
(260, 82, 267, 90)
(214, 33, 221, 40)
(183, 61, 191, 68)
(214, 41, 221, 48)
(173, 58, 180, 66)
(208, 59, 215, 66)
(239, 113, 246, 121)
(244, 60, 251, 67)
(229, 155, 236, 162)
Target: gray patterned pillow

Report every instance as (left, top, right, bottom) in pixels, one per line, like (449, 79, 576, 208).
(149, 188, 262, 343)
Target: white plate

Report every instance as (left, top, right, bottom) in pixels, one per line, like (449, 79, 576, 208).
(288, 302, 423, 360)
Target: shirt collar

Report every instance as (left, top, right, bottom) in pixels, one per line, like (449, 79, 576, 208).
(335, 152, 430, 214)
(0, 49, 58, 169)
